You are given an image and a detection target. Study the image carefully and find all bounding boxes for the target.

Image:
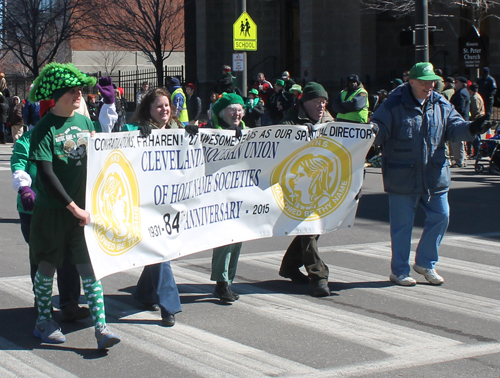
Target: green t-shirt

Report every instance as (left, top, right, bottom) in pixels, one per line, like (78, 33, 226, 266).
(29, 112, 94, 208)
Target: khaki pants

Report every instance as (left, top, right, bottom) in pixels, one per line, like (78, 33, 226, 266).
(11, 125, 24, 142)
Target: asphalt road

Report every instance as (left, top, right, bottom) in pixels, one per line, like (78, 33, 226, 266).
(0, 142, 499, 378)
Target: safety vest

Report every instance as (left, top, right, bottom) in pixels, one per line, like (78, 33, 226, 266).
(336, 87, 369, 123)
(171, 88, 189, 123)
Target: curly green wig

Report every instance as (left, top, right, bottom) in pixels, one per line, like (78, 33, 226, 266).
(29, 62, 97, 103)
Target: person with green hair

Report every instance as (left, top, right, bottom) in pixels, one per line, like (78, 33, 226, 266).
(28, 62, 120, 349)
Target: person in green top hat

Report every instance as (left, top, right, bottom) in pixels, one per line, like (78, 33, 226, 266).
(11, 100, 90, 323)
(28, 62, 120, 349)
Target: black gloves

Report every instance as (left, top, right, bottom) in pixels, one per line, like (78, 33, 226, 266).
(469, 114, 492, 135)
(138, 124, 152, 137)
(185, 125, 199, 135)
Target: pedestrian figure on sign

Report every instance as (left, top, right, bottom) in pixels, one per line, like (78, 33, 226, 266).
(245, 19, 251, 36)
(240, 21, 245, 35)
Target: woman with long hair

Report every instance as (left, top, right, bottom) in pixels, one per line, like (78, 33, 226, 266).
(122, 87, 183, 326)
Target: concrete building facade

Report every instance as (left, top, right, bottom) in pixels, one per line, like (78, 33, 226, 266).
(186, 0, 500, 102)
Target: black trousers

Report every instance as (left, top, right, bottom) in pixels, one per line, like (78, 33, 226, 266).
(280, 235, 329, 283)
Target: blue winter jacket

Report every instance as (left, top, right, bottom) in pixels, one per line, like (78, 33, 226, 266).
(372, 83, 474, 195)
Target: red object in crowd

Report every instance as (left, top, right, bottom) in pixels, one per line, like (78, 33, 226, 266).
(39, 99, 55, 117)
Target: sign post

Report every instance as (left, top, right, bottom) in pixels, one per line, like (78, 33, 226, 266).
(233, 11, 257, 97)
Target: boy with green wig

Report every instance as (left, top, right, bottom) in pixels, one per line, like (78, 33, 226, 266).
(28, 62, 120, 350)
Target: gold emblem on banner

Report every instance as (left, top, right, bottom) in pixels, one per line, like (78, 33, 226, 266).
(92, 150, 142, 255)
(271, 138, 352, 221)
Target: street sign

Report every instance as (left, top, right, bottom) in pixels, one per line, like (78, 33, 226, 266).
(233, 12, 257, 51)
(233, 53, 244, 72)
(459, 26, 487, 70)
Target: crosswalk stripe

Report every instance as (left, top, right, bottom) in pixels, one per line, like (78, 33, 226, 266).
(297, 343, 500, 378)
(106, 310, 316, 377)
(441, 236, 500, 255)
(0, 337, 79, 378)
(326, 244, 500, 282)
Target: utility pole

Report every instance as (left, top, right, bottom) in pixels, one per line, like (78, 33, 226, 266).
(414, 0, 429, 62)
(241, 0, 247, 96)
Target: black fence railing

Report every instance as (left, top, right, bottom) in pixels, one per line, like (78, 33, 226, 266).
(102, 66, 185, 110)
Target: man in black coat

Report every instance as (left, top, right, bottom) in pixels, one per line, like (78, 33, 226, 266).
(185, 83, 202, 123)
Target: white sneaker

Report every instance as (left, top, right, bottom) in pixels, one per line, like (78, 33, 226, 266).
(413, 264, 444, 285)
(34, 319, 66, 344)
(389, 273, 417, 286)
(95, 325, 121, 350)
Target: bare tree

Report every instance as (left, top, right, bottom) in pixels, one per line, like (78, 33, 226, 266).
(0, 50, 32, 77)
(91, 49, 128, 76)
(0, 0, 95, 77)
(89, 0, 184, 87)
(361, 0, 500, 28)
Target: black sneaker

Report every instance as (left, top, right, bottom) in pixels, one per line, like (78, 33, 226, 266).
(214, 281, 238, 302)
(279, 268, 310, 284)
(311, 280, 330, 297)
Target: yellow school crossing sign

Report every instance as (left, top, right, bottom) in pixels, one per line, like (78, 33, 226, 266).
(233, 12, 257, 51)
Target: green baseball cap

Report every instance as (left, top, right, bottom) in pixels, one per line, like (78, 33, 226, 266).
(275, 79, 285, 87)
(409, 62, 442, 81)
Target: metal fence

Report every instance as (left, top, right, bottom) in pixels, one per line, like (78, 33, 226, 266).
(101, 66, 185, 110)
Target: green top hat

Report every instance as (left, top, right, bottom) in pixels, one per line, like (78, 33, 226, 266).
(29, 62, 97, 103)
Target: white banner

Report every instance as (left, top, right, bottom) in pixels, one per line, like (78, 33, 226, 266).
(85, 122, 374, 279)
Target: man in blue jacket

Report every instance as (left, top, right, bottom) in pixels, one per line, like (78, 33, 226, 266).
(371, 62, 490, 286)
(477, 67, 497, 118)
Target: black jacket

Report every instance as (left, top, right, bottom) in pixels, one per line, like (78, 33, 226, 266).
(450, 87, 470, 121)
(0, 101, 9, 124)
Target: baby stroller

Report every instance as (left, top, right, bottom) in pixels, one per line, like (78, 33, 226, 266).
(474, 129, 500, 174)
